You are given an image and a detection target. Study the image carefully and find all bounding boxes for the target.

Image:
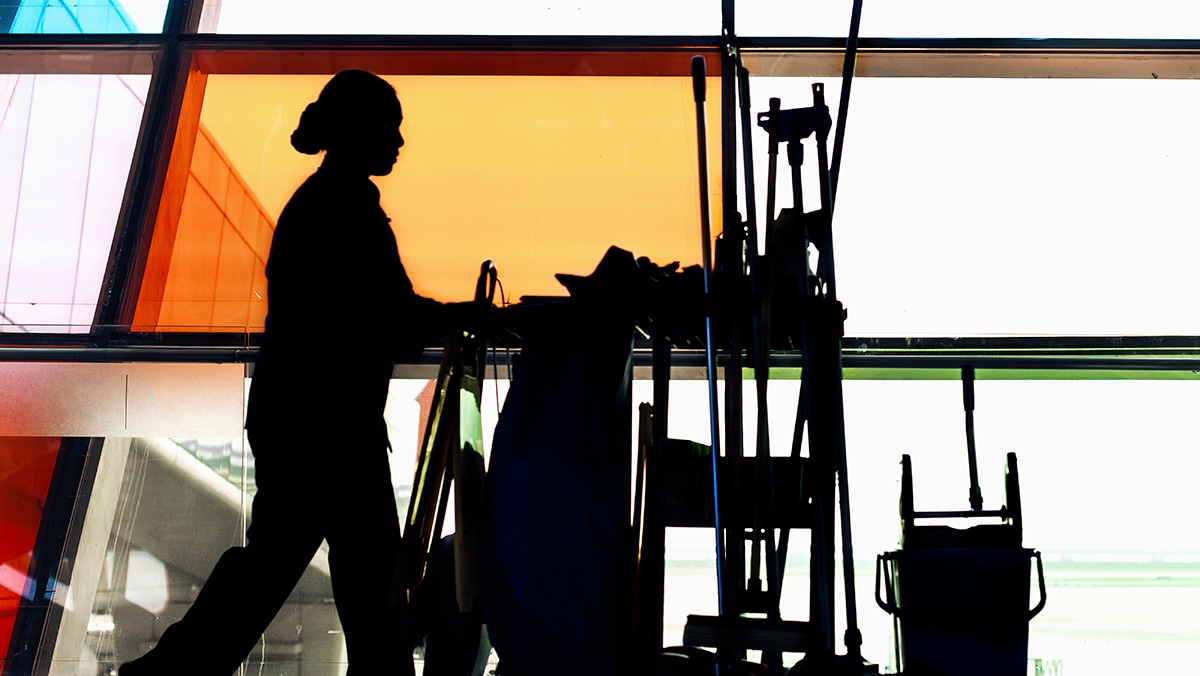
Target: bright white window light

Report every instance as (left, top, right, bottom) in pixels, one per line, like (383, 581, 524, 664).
(124, 549, 169, 615)
(87, 613, 116, 633)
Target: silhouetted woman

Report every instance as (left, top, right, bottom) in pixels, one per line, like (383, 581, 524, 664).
(122, 69, 442, 676)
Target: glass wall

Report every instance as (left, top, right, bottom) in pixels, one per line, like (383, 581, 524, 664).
(8, 371, 1195, 673)
(3, 0, 1200, 674)
(131, 50, 721, 331)
(8, 372, 487, 674)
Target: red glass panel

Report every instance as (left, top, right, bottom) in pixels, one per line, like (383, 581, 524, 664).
(0, 438, 60, 663)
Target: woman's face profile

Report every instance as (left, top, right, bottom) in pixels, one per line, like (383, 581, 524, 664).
(331, 93, 405, 177)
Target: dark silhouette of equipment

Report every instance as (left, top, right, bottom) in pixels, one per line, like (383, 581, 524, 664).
(631, 47, 875, 675)
(393, 260, 497, 676)
(875, 367, 1047, 675)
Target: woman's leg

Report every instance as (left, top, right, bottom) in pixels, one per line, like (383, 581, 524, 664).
(121, 430, 326, 675)
(325, 443, 411, 675)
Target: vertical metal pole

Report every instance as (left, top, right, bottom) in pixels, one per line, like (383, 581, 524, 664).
(812, 84, 837, 299)
(737, 63, 760, 271)
(830, 0, 864, 210)
(723, 14, 750, 621)
(813, 81, 864, 661)
(764, 97, 781, 250)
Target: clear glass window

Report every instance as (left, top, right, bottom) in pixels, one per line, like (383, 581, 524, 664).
(736, 75, 1200, 337)
(738, 0, 1200, 39)
(0, 72, 151, 333)
(198, 0, 720, 36)
(7, 370, 1200, 674)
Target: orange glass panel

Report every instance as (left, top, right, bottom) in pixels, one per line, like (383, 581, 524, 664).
(157, 175, 222, 327)
(133, 51, 721, 331)
(133, 66, 272, 332)
(132, 65, 206, 331)
(0, 438, 59, 662)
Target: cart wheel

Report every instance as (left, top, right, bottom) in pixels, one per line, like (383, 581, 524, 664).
(652, 648, 769, 676)
(652, 646, 712, 676)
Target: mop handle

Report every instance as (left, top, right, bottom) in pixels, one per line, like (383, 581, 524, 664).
(474, 259, 497, 304)
(692, 54, 726, 616)
(693, 56, 715, 276)
(963, 366, 984, 511)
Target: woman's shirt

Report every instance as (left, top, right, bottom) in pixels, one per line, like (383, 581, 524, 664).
(246, 165, 437, 440)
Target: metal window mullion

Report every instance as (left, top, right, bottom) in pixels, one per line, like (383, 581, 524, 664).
(93, 0, 203, 330)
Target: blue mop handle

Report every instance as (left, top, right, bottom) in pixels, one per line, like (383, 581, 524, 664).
(692, 54, 726, 617)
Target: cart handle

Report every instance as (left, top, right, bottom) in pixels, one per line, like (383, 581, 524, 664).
(1029, 550, 1047, 620)
(875, 552, 899, 616)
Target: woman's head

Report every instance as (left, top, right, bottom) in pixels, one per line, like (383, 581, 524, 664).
(290, 69, 404, 176)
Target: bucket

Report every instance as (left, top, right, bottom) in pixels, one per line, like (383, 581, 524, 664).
(877, 545, 1046, 676)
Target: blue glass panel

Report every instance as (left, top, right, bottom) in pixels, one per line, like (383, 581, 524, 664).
(2, 0, 167, 34)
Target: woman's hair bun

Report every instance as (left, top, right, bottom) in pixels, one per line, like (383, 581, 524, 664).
(290, 70, 397, 155)
(290, 101, 329, 155)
